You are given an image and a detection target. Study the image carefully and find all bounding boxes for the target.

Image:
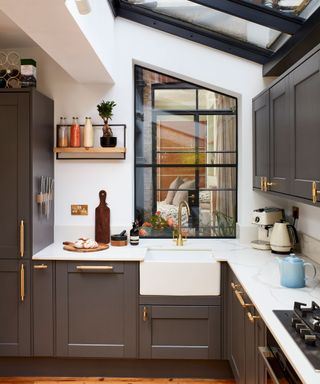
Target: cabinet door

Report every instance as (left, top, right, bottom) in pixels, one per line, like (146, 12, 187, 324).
(139, 305, 221, 359)
(0, 93, 30, 259)
(32, 261, 54, 356)
(269, 78, 291, 194)
(252, 91, 269, 190)
(0, 260, 30, 356)
(228, 271, 245, 384)
(56, 261, 137, 358)
(289, 51, 320, 200)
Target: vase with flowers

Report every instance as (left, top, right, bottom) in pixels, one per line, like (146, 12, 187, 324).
(139, 211, 176, 237)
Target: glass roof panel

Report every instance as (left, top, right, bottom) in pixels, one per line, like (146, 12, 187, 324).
(124, 0, 290, 50)
(241, 0, 320, 20)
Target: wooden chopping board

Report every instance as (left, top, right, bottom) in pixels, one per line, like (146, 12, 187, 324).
(63, 242, 109, 252)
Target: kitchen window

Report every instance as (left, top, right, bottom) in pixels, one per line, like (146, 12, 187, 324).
(134, 65, 237, 238)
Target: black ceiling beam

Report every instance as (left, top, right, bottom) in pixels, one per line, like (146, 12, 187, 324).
(117, 2, 272, 64)
(190, 0, 304, 35)
(263, 7, 320, 76)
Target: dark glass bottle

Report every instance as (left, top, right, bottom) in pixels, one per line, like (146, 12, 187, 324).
(130, 221, 139, 246)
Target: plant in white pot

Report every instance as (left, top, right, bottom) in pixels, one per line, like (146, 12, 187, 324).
(97, 100, 117, 147)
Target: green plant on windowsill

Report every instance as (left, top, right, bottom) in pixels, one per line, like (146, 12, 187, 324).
(139, 211, 176, 237)
(213, 210, 236, 237)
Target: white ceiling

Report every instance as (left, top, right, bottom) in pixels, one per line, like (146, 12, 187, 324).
(0, 10, 36, 48)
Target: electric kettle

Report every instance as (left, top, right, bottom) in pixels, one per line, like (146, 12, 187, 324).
(270, 220, 298, 254)
(278, 254, 316, 288)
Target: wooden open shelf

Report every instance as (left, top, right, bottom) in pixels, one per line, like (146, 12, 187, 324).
(54, 147, 126, 160)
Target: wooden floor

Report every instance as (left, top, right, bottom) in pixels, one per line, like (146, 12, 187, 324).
(0, 379, 235, 384)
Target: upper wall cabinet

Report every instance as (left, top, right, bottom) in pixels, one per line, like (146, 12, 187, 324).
(0, 89, 54, 259)
(252, 48, 320, 205)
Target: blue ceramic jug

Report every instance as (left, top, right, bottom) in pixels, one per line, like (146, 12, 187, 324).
(278, 254, 316, 288)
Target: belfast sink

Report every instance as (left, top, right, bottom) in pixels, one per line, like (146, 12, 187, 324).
(139, 248, 220, 296)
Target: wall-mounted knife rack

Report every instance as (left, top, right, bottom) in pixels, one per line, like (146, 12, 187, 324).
(36, 176, 54, 220)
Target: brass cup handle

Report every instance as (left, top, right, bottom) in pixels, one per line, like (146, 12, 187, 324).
(312, 181, 320, 204)
(234, 290, 254, 308)
(20, 220, 24, 258)
(20, 264, 25, 302)
(33, 264, 48, 270)
(247, 311, 261, 323)
(76, 265, 114, 271)
(143, 306, 148, 322)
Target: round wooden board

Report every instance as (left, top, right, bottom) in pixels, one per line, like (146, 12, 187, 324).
(63, 243, 109, 252)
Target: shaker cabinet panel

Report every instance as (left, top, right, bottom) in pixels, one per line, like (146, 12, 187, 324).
(0, 93, 30, 259)
(139, 305, 221, 360)
(252, 91, 269, 190)
(0, 260, 30, 356)
(289, 50, 320, 200)
(32, 261, 54, 356)
(56, 261, 138, 358)
(269, 77, 291, 194)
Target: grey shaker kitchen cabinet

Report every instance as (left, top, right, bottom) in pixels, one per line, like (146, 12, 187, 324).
(56, 261, 138, 358)
(139, 304, 221, 359)
(269, 77, 291, 195)
(0, 89, 54, 260)
(252, 91, 269, 191)
(0, 260, 30, 356)
(289, 50, 320, 201)
(228, 267, 267, 384)
(32, 261, 54, 356)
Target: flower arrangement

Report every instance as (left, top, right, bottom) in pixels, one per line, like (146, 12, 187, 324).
(139, 211, 175, 237)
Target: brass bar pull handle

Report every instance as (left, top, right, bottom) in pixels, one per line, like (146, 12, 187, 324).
(312, 181, 320, 204)
(20, 220, 24, 258)
(260, 177, 264, 191)
(230, 282, 241, 291)
(143, 306, 148, 322)
(76, 265, 114, 271)
(33, 264, 48, 270)
(234, 290, 254, 308)
(247, 311, 260, 323)
(20, 264, 25, 302)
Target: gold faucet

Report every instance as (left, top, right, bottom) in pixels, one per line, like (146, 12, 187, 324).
(176, 200, 191, 246)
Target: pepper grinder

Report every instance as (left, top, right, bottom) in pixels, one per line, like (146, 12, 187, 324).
(95, 190, 110, 244)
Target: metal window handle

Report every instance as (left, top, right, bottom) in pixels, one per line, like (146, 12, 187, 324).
(33, 264, 48, 270)
(20, 220, 24, 258)
(143, 306, 148, 322)
(234, 290, 254, 308)
(247, 311, 260, 322)
(20, 264, 25, 302)
(312, 181, 320, 204)
(76, 265, 114, 271)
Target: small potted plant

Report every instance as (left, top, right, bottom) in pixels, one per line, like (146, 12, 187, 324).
(97, 100, 117, 147)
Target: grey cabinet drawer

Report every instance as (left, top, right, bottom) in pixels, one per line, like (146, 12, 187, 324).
(139, 304, 221, 360)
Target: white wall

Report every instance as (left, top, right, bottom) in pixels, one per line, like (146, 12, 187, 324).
(13, 17, 320, 241)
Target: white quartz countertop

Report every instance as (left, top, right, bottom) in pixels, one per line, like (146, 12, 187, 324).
(33, 238, 320, 383)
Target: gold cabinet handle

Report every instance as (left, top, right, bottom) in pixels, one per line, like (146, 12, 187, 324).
(234, 290, 254, 308)
(230, 282, 241, 290)
(143, 306, 148, 322)
(20, 220, 24, 258)
(247, 311, 261, 323)
(76, 265, 114, 271)
(312, 181, 320, 204)
(20, 264, 25, 302)
(33, 264, 48, 270)
(260, 177, 264, 191)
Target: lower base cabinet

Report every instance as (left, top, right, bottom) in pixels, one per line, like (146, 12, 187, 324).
(56, 261, 138, 358)
(228, 267, 266, 384)
(139, 302, 221, 359)
(0, 260, 30, 356)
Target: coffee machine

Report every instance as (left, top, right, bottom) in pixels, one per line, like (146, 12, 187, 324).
(251, 208, 284, 250)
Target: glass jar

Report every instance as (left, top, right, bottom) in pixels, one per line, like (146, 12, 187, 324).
(58, 117, 68, 147)
(70, 116, 81, 147)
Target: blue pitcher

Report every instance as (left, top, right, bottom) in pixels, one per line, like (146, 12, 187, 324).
(278, 254, 317, 288)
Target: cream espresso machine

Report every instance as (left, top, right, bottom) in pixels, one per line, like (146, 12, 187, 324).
(251, 208, 284, 250)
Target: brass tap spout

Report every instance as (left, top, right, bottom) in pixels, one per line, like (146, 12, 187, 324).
(176, 200, 190, 246)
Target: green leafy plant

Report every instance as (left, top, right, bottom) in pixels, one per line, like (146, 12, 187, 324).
(97, 100, 116, 137)
(214, 210, 236, 237)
